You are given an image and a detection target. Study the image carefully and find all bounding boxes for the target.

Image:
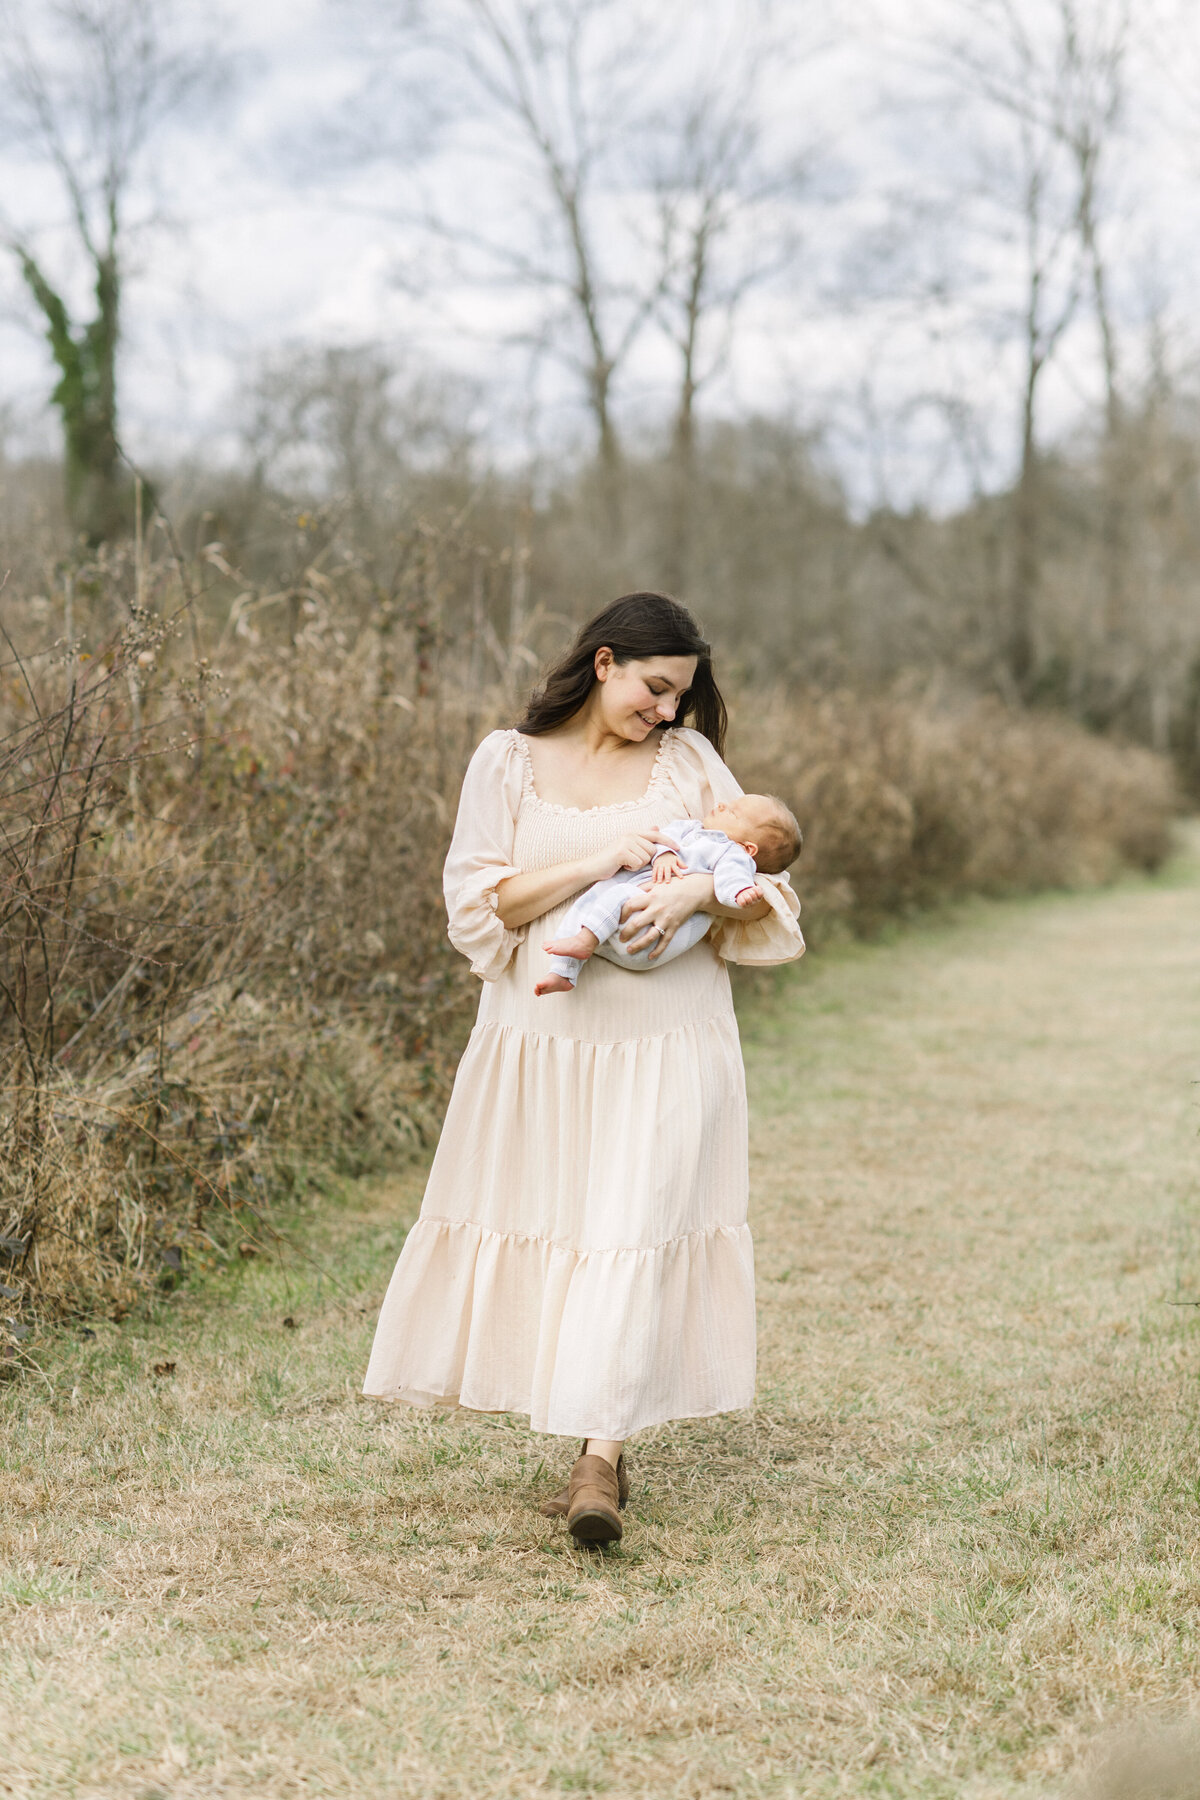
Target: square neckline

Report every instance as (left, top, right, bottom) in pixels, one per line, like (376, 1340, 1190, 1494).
(510, 727, 676, 816)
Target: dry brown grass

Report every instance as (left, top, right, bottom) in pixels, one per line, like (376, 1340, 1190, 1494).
(0, 541, 1179, 1322)
(732, 687, 1175, 936)
(1, 839, 1198, 1797)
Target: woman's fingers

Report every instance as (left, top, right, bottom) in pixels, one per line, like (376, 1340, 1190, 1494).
(616, 833, 658, 870)
(618, 883, 676, 953)
(618, 883, 654, 922)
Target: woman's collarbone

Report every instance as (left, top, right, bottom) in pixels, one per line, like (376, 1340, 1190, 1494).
(524, 735, 665, 810)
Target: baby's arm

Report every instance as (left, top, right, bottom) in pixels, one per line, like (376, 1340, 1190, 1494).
(651, 850, 687, 884)
(649, 823, 689, 884)
(712, 843, 763, 909)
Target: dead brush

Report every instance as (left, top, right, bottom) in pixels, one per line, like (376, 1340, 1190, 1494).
(0, 542, 1181, 1328)
(0, 521, 525, 1325)
(730, 686, 1177, 936)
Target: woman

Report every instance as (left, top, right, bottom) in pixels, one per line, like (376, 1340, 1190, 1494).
(363, 592, 804, 1543)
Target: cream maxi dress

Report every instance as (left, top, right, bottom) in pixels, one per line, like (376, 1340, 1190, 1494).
(362, 725, 805, 1440)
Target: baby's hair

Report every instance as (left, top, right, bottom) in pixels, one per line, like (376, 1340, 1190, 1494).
(753, 797, 803, 875)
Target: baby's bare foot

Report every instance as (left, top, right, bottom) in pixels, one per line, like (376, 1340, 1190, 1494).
(534, 973, 575, 996)
(544, 928, 598, 961)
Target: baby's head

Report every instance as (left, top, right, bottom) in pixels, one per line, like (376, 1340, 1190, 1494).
(703, 794, 802, 874)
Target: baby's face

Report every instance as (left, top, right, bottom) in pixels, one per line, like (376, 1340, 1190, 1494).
(703, 795, 780, 856)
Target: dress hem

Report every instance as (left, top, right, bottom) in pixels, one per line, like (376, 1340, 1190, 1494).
(358, 1381, 757, 1442)
(360, 1213, 757, 1442)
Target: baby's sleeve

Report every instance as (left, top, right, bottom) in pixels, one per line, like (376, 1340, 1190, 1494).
(711, 843, 761, 908)
(668, 728, 805, 968)
(651, 817, 700, 862)
(443, 731, 528, 981)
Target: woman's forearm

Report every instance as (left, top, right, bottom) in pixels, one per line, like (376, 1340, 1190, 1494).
(498, 860, 774, 935)
(706, 899, 771, 922)
(700, 885, 772, 923)
(495, 859, 594, 930)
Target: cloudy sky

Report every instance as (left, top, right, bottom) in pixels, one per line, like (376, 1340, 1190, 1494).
(1, 0, 1198, 512)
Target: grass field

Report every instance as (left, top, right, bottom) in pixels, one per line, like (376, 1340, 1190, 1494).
(2, 840, 1200, 1799)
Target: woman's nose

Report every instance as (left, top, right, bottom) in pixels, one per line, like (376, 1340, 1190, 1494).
(657, 698, 676, 719)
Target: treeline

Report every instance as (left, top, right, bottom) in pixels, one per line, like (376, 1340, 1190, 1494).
(9, 340, 1200, 784)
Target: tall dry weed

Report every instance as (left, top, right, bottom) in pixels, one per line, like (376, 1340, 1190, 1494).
(0, 541, 1179, 1325)
(732, 687, 1176, 936)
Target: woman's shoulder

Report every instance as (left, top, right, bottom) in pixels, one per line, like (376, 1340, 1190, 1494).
(468, 727, 525, 768)
(667, 726, 728, 772)
(664, 726, 742, 802)
(460, 729, 530, 804)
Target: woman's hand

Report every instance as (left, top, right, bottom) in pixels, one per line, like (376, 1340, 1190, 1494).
(618, 871, 712, 959)
(586, 830, 664, 883)
(496, 832, 668, 930)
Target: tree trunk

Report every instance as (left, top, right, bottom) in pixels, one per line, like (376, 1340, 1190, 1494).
(1008, 352, 1042, 697)
(556, 173, 624, 537)
(662, 224, 707, 597)
(590, 360, 623, 537)
(19, 247, 126, 543)
(663, 393, 695, 598)
(1082, 205, 1127, 648)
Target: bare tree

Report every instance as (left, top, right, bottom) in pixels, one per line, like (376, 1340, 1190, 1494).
(955, 0, 1132, 670)
(349, 0, 680, 527)
(1051, 0, 1131, 647)
(903, 0, 1133, 694)
(334, 0, 820, 563)
(640, 4, 812, 590)
(0, 0, 223, 542)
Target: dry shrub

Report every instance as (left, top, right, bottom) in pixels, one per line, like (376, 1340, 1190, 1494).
(0, 545, 1179, 1324)
(0, 533, 498, 1324)
(731, 686, 1176, 936)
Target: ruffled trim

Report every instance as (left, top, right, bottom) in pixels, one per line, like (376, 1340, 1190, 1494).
(417, 1213, 736, 1257)
(361, 1214, 756, 1439)
(509, 727, 675, 815)
(448, 861, 525, 981)
(708, 871, 805, 967)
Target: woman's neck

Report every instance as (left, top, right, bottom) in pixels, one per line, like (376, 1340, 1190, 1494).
(567, 697, 645, 758)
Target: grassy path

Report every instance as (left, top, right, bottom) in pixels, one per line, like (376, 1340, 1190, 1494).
(2, 846, 1199, 1799)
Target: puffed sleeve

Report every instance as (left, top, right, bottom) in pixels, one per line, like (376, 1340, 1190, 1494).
(443, 730, 527, 981)
(667, 727, 805, 967)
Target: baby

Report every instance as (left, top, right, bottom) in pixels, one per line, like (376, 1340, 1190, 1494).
(535, 793, 802, 996)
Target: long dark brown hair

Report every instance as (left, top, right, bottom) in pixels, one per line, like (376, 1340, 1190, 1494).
(516, 592, 727, 756)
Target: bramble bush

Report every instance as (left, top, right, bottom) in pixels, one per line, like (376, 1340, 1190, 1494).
(0, 528, 1177, 1326)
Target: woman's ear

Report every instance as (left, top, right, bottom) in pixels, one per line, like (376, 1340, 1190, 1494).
(594, 647, 614, 682)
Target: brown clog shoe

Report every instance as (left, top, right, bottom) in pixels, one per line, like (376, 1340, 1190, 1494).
(566, 1453, 623, 1545)
(538, 1444, 629, 1518)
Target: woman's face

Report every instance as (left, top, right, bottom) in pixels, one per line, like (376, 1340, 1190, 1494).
(594, 652, 698, 741)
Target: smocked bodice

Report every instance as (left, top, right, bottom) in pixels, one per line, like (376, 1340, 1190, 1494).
(440, 724, 804, 1045)
(510, 729, 680, 872)
(493, 730, 732, 1043)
